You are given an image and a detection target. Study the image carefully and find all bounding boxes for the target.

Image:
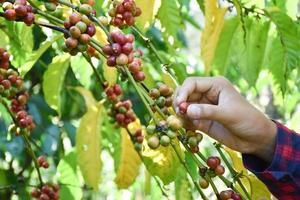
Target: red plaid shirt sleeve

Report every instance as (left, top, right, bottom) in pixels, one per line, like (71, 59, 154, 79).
(242, 121, 300, 199)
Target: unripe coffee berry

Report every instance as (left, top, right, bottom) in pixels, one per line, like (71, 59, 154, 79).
(199, 178, 209, 189)
(160, 135, 170, 147)
(65, 38, 78, 49)
(147, 136, 160, 149)
(69, 26, 81, 39)
(76, 21, 87, 33)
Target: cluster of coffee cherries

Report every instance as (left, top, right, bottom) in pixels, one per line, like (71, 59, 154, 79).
(220, 190, 242, 200)
(149, 83, 174, 114)
(105, 84, 136, 127)
(108, 0, 141, 27)
(0, 48, 35, 132)
(62, 12, 96, 56)
(132, 129, 144, 151)
(146, 115, 182, 149)
(102, 31, 145, 82)
(31, 183, 60, 200)
(180, 130, 203, 153)
(37, 155, 49, 169)
(206, 156, 225, 176)
(1, 0, 35, 26)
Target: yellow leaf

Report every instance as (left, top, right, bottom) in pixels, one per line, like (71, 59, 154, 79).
(224, 147, 248, 174)
(248, 175, 272, 199)
(76, 102, 103, 191)
(74, 87, 96, 106)
(103, 61, 118, 86)
(94, 27, 108, 45)
(135, 0, 160, 29)
(162, 71, 177, 89)
(201, 0, 227, 73)
(115, 128, 142, 188)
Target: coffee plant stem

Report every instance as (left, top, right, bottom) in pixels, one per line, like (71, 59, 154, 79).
(215, 144, 251, 199)
(57, 0, 77, 10)
(131, 26, 178, 82)
(36, 10, 64, 25)
(125, 68, 158, 124)
(125, 128, 169, 198)
(170, 142, 208, 200)
(34, 21, 69, 35)
(23, 135, 44, 187)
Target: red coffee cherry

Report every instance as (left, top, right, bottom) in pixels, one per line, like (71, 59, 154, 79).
(15, 5, 27, 16)
(220, 190, 233, 200)
(133, 71, 145, 82)
(231, 193, 242, 200)
(65, 38, 78, 49)
(102, 44, 113, 55)
(215, 165, 225, 175)
(86, 25, 96, 36)
(179, 102, 188, 114)
(113, 84, 122, 96)
(4, 9, 17, 21)
(206, 156, 221, 169)
(69, 13, 81, 25)
(107, 56, 117, 67)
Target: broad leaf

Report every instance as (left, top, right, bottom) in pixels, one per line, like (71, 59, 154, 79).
(142, 140, 183, 185)
(71, 55, 93, 88)
(103, 61, 118, 86)
(20, 35, 62, 76)
(175, 167, 192, 200)
(76, 99, 103, 191)
(248, 175, 272, 199)
(43, 54, 70, 116)
(114, 128, 141, 189)
(201, 0, 227, 73)
(213, 17, 240, 74)
(157, 0, 182, 40)
(74, 87, 96, 106)
(135, 0, 158, 29)
(95, 27, 108, 45)
(162, 71, 177, 89)
(57, 151, 83, 200)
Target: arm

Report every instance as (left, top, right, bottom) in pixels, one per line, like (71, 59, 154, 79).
(173, 76, 300, 198)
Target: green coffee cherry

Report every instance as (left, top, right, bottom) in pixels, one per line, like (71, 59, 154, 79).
(160, 135, 170, 147)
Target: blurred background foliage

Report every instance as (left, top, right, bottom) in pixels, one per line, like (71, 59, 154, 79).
(0, 0, 299, 199)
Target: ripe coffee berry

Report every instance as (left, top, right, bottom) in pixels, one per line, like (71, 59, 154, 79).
(179, 102, 188, 114)
(206, 156, 221, 169)
(214, 165, 225, 175)
(37, 156, 49, 169)
(220, 190, 233, 200)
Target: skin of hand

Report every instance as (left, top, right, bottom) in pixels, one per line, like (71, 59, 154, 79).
(173, 76, 277, 163)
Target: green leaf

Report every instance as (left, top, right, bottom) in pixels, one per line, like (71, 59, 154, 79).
(20, 35, 62, 76)
(248, 175, 272, 199)
(175, 167, 192, 200)
(142, 140, 183, 185)
(114, 128, 141, 189)
(266, 8, 300, 71)
(76, 100, 103, 191)
(57, 151, 83, 200)
(157, 0, 181, 40)
(71, 56, 93, 88)
(42, 54, 70, 116)
(238, 18, 270, 86)
(213, 17, 240, 74)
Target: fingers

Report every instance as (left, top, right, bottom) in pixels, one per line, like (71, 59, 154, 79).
(174, 77, 214, 106)
(186, 103, 225, 122)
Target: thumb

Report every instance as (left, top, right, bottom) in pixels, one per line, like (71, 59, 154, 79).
(186, 104, 224, 122)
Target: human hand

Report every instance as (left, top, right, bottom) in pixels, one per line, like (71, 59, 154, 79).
(173, 77, 277, 162)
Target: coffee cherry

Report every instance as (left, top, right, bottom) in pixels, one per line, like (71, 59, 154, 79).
(24, 13, 35, 26)
(196, 133, 203, 143)
(37, 156, 46, 166)
(14, 5, 27, 16)
(115, 113, 125, 123)
(112, 43, 122, 55)
(79, 4, 93, 15)
(199, 178, 209, 189)
(128, 61, 141, 73)
(4, 9, 16, 21)
(158, 84, 170, 96)
(206, 156, 220, 169)
(107, 56, 117, 67)
(113, 84, 122, 96)
(133, 71, 145, 82)
(112, 17, 123, 27)
(134, 143, 142, 151)
(231, 193, 242, 200)
(123, 1, 134, 11)
(167, 115, 182, 131)
(122, 100, 132, 109)
(40, 194, 50, 200)
(76, 21, 87, 33)
(17, 94, 27, 105)
(215, 165, 225, 175)
(69, 26, 81, 39)
(1, 80, 11, 89)
(190, 146, 199, 153)
(44, 2, 57, 12)
(149, 88, 160, 99)
(125, 16, 135, 26)
(156, 96, 166, 108)
(69, 13, 81, 25)
(98, 16, 109, 26)
(30, 189, 40, 198)
(16, 110, 27, 120)
(116, 53, 128, 65)
(42, 162, 49, 169)
(136, 135, 144, 143)
(3, 2, 13, 10)
(64, 20, 71, 29)
(116, 3, 125, 14)
(220, 190, 232, 200)
(77, 43, 88, 52)
(118, 106, 127, 114)
(166, 130, 177, 139)
(111, 31, 127, 45)
(160, 135, 170, 147)
(79, 34, 90, 44)
(122, 43, 133, 54)
(147, 135, 160, 149)
(179, 102, 188, 114)
(188, 136, 198, 147)
(134, 7, 142, 17)
(86, 25, 96, 36)
(65, 37, 78, 49)
(146, 125, 156, 135)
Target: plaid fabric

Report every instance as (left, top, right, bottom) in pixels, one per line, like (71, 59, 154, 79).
(243, 122, 300, 199)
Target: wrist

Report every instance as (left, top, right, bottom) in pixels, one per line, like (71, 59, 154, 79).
(251, 120, 277, 163)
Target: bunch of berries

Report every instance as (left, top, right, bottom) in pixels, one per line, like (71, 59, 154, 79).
(146, 118, 179, 150)
(105, 84, 122, 101)
(133, 129, 144, 151)
(0, 48, 35, 132)
(102, 31, 145, 81)
(63, 12, 96, 56)
(31, 184, 60, 200)
(108, 0, 141, 27)
(206, 156, 225, 176)
(149, 83, 174, 114)
(37, 155, 49, 169)
(2, 0, 35, 26)
(220, 190, 242, 200)
(180, 130, 203, 153)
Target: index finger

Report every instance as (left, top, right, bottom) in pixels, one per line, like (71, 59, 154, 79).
(174, 77, 213, 106)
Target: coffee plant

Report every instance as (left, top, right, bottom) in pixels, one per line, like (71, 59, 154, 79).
(0, 0, 299, 199)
